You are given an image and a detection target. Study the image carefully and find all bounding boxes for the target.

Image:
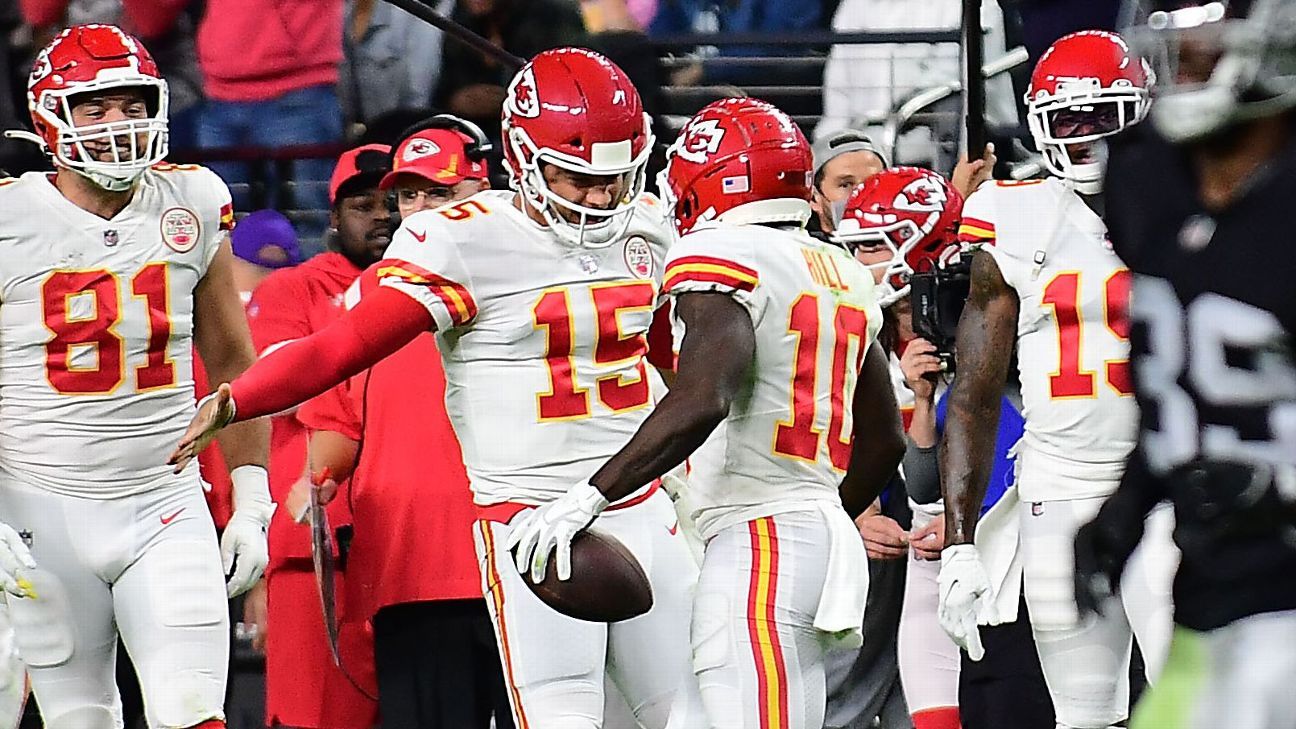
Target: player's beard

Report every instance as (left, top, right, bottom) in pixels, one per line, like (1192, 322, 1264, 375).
(82, 132, 147, 163)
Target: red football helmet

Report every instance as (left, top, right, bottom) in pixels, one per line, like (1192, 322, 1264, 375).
(660, 97, 812, 236)
(831, 167, 963, 307)
(1026, 30, 1151, 193)
(24, 24, 169, 191)
(501, 47, 652, 248)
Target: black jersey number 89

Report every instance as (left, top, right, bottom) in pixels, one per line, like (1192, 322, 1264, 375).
(1131, 275, 1296, 483)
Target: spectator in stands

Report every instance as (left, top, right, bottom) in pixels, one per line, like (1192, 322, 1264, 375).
(195, 0, 344, 216)
(1011, 0, 1120, 64)
(292, 118, 512, 729)
(17, 0, 205, 148)
(342, 0, 452, 126)
(649, 0, 822, 107)
(434, 0, 586, 132)
(242, 145, 393, 729)
(580, 0, 657, 31)
(817, 0, 1018, 170)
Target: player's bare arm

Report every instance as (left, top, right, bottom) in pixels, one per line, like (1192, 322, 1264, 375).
(193, 239, 270, 470)
(589, 291, 756, 503)
(170, 286, 434, 470)
(838, 341, 906, 518)
(939, 248, 1019, 546)
(285, 430, 359, 523)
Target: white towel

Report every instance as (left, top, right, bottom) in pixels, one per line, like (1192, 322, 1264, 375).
(812, 502, 871, 649)
(973, 484, 1023, 624)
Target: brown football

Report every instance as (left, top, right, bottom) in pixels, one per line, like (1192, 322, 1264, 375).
(520, 529, 653, 623)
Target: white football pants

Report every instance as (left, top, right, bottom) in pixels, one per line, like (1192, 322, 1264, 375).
(474, 488, 705, 729)
(897, 507, 961, 721)
(0, 477, 228, 729)
(692, 508, 845, 729)
(1019, 496, 1177, 729)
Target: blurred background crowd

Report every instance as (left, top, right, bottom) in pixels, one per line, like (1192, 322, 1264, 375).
(0, 1, 1129, 727)
(0, 0, 1127, 252)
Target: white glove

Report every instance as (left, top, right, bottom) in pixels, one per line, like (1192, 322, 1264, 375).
(938, 544, 999, 661)
(507, 482, 609, 583)
(222, 465, 276, 598)
(0, 524, 35, 600)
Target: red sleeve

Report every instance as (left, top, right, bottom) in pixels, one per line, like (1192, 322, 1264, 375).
(120, 0, 188, 38)
(230, 286, 432, 421)
(646, 301, 676, 371)
(247, 271, 311, 354)
(18, 0, 67, 27)
(297, 376, 364, 442)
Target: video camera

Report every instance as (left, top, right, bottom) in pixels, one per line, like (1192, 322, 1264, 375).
(908, 253, 971, 372)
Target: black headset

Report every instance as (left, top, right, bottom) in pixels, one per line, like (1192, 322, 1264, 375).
(393, 114, 493, 162)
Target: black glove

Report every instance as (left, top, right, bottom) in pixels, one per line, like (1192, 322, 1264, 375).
(1074, 488, 1150, 618)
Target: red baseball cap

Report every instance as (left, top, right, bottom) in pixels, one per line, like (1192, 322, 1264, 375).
(329, 143, 393, 204)
(380, 128, 488, 190)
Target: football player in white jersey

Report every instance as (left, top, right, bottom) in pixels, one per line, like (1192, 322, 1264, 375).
(169, 48, 704, 729)
(510, 98, 907, 729)
(0, 25, 271, 729)
(937, 31, 1178, 729)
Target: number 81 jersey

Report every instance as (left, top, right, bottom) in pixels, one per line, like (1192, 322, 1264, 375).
(0, 167, 232, 498)
(959, 178, 1136, 502)
(661, 222, 882, 541)
(375, 190, 673, 507)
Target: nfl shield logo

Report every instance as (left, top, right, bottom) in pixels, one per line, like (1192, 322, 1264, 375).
(578, 254, 600, 275)
(103, 229, 119, 247)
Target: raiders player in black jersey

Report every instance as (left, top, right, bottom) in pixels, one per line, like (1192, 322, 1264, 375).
(1075, 1, 1296, 727)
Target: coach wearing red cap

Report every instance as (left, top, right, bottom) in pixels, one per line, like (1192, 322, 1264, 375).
(381, 116, 491, 218)
(247, 144, 393, 729)
(294, 117, 511, 729)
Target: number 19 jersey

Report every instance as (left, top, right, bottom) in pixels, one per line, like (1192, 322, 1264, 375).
(0, 167, 232, 498)
(959, 178, 1136, 501)
(661, 223, 882, 540)
(376, 191, 672, 506)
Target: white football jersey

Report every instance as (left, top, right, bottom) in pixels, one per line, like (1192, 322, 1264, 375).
(377, 190, 672, 506)
(959, 178, 1136, 501)
(661, 222, 883, 541)
(0, 166, 233, 498)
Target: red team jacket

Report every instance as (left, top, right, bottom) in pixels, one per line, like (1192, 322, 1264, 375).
(297, 266, 482, 622)
(247, 251, 363, 569)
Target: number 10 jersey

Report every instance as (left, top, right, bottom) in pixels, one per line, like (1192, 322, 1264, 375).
(0, 167, 232, 498)
(660, 222, 882, 541)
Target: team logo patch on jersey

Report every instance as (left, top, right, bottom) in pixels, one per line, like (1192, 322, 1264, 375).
(624, 236, 653, 278)
(160, 207, 200, 253)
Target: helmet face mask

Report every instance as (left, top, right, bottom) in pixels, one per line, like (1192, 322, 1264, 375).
(28, 25, 169, 191)
(1121, 0, 1296, 141)
(1025, 30, 1151, 193)
(501, 48, 653, 249)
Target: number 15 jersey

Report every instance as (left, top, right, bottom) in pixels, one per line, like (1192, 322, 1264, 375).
(661, 222, 882, 540)
(376, 191, 672, 507)
(959, 178, 1136, 502)
(0, 167, 232, 498)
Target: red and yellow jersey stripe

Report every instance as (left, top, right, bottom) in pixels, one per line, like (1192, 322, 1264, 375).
(218, 203, 236, 232)
(663, 255, 759, 294)
(957, 217, 996, 246)
(374, 258, 478, 326)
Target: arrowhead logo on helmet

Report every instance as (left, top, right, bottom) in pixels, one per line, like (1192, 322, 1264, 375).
(508, 66, 540, 119)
